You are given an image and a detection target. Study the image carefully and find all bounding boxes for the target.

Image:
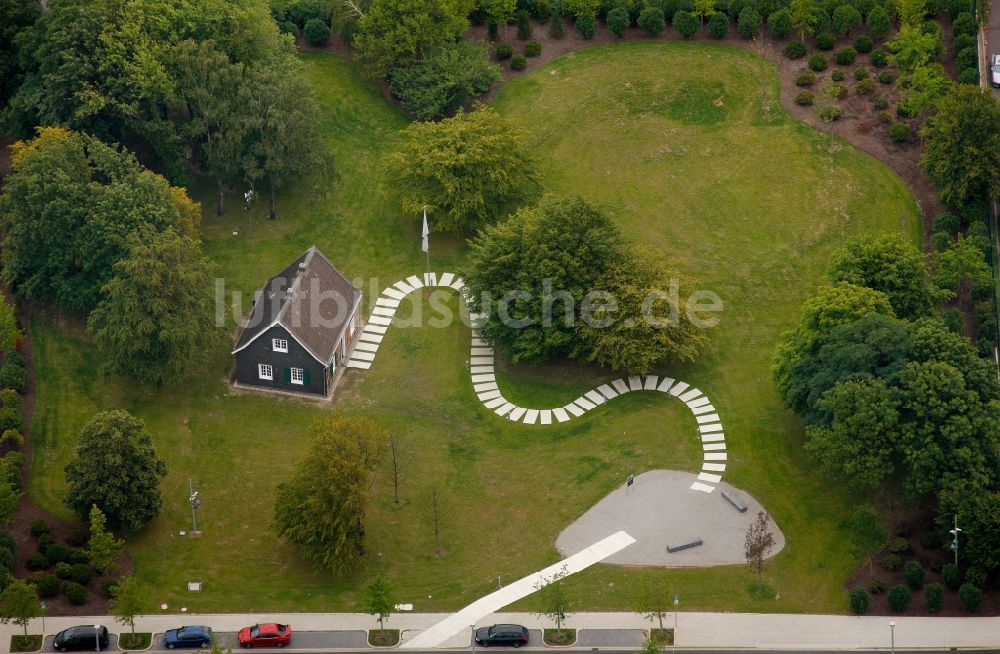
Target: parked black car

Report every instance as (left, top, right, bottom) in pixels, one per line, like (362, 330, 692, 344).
(53, 625, 110, 652)
(474, 624, 529, 647)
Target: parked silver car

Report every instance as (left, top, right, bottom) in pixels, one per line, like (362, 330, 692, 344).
(991, 54, 1000, 88)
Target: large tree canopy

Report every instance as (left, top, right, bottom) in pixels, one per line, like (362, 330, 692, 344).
(386, 106, 540, 233)
(64, 410, 167, 536)
(922, 85, 1000, 208)
(0, 127, 199, 312)
(3, 0, 290, 181)
(354, 0, 473, 76)
(827, 233, 941, 320)
(87, 227, 221, 386)
(273, 416, 387, 575)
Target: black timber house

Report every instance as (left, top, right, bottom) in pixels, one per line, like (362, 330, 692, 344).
(232, 246, 362, 397)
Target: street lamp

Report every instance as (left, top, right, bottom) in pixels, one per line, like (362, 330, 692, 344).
(188, 479, 201, 534)
(949, 515, 962, 567)
(673, 595, 680, 630)
(94, 625, 102, 653)
(889, 621, 895, 654)
(470, 624, 476, 653)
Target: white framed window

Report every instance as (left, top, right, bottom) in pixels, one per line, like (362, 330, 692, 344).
(349, 315, 357, 336)
(258, 364, 273, 380)
(272, 338, 288, 353)
(290, 367, 304, 385)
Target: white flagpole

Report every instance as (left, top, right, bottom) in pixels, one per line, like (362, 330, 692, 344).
(422, 206, 430, 285)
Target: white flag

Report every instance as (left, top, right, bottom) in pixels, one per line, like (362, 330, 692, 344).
(421, 207, 429, 253)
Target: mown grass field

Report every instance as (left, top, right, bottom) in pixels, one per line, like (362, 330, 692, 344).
(28, 42, 920, 614)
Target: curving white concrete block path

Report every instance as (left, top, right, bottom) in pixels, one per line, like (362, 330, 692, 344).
(346, 273, 728, 494)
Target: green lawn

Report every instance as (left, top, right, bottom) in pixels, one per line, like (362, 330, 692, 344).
(28, 43, 920, 615)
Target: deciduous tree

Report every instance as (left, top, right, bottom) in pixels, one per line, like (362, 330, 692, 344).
(0, 299, 20, 355)
(744, 511, 774, 592)
(846, 505, 888, 579)
(87, 227, 220, 386)
(0, 479, 19, 524)
(354, 0, 473, 76)
(388, 42, 502, 120)
(0, 579, 41, 637)
(111, 576, 142, 636)
(273, 417, 387, 575)
(64, 410, 167, 536)
(535, 568, 571, 637)
(87, 504, 124, 576)
(386, 106, 540, 233)
(827, 233, 941, 320)
(362, 573, 397, 634)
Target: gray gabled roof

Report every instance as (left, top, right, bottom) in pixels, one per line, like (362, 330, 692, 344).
(232, 247, 362, 364)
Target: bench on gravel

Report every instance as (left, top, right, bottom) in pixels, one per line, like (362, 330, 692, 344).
(722, 490, 748, 513)
(667, 538, 703, 553)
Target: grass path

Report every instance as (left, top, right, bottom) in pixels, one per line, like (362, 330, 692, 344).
(27, 44, 919, 614)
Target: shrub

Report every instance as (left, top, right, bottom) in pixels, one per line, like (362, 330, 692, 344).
(638, 6, 666, 35)
(809, 54, 828, 71)
(888, 537, 908, 554)
(279, 20, 298, 36)
(887, 584, 911, 611)
(931, 232, 955, 252)
(942, 563, 961, 589)
(952, 11, 976, 36)
(925, 583, 944, 613)
(5, 353, 24, 368)
(549, 15, 566, 38)
(709, 12, 729, 38)
(874, 96, 888, 109)
(903, 560, 924, 588)
(68, 563, 93, 587)
(889, 122, 910, 142)
(877, 109, 892, 123)
(302, 17, 331, 46)
(0, 363, 26, 393)
(795, 90, 815, 105)
(855, 35, 873, 53)
(868, 579, 887, 594)
(738, 7, 762, 38)
(26, 553, 49, 571)
(768, 8, 792, 38)
(67, 548, 88, 564)
(607, 6, 631, 36)
(854, 68, 869, 80)
(829, 83, 848, 99)
(64, 581, 87, 605)
(849, 587, 871, 614)
(0, 407, 21, 434)
(832, 4, 862, 35)
(956, 47, 977, 71)
(0, 429, 22, 448)
(835, 46, 857, 65)
(832, 68, 846, 81)
(959, 583, 982, 611)
(534, 0, 551, 21)
(495, 42, 513, 60)
(45, 543, 71, 565)
(54, 562, 72, 580)
(0, 548, 12, 573)
(0, 531, 14, 553)
(953, 33, 976, 54)
(674, 10, 699, 38)
(0, 389, 19, 409)
(66, 526, 90, 549)
(35, 574, 61, 599)
(101, 578, 118, 599)
(867, 6, 890, 39)
(871, 49, 888, 67)
(36, 533, 53, 550)
(575, 13, 597, 38)
(510, 54, 527, 70)
(785, 40, 806, 58)
(818, 105, 842, 121)
(796, 70, 816, 86)
(487, 19, 499, 40)
(881, 553, 902, 571)
(815, 32, 835, 50)
(965, 567, 987, 588)
(524, 40, 541, 56)
(516, 10, 532, 39)
(857, 78, 876, 94)
(958, 67, 979, 85)
(878, 70, 897, 84)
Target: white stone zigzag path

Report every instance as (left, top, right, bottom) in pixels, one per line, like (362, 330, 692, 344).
(346, 273, 728, 494)
(399, 531, 637, 649)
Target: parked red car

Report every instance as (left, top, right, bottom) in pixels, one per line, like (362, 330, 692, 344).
(237, 623, 292, 648)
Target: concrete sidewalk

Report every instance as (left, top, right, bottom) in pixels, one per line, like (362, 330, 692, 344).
(3, 611, 1000, 652)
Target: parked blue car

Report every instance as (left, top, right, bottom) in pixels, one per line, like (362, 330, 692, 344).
(164, 626, 213, 649)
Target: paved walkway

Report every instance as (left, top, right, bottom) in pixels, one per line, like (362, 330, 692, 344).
(345, 274, 728, 495)
(400, 531, 636, 649)
(6, 611, 1000, 652)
